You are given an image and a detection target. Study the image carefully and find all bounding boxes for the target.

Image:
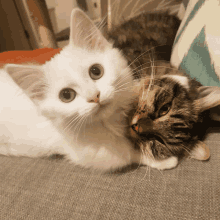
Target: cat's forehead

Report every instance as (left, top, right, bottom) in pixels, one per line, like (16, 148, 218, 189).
(52, 46, 106, 68)
(139, 74, 188, 105)
(42, 47, 107, 83)
(162, 75, 189, 90)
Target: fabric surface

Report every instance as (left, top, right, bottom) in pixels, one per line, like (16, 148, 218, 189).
(0, 48, 61, 68)
(171, 0, 220, 86)
(0, 124, 219, 220)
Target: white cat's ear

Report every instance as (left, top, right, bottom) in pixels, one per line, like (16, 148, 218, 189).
(190, 141, 210, 161)
(195, 86, 220, 121)
(5, 64, 47, 102)
(69, 8, 110, 50)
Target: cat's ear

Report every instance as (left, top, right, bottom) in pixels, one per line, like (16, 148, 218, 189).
(195, 86, 220, 121)
(4, 64, 47, 103)
(69, 8, 110, 50)
(190, 141, 210, 161)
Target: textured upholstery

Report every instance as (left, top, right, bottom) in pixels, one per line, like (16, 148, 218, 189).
(0, 124, 219, 220)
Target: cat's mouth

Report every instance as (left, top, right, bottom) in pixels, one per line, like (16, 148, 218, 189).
(140, 133, 167, 147)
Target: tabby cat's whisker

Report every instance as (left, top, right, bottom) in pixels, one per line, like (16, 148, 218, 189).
(140, 141, 155, 161)
(175, 142, 191, 155)
(146, 54, 155, 98)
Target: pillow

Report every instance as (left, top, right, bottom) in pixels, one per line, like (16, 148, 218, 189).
(171, 0, 220, 86)
(0, 48, 61, 68)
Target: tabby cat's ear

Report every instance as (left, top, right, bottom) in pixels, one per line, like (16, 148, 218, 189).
(69, 8, 110, 51)
(4, 64, 47, 103)
(195, 86, 220, 121)
(190, 141, 210, 161)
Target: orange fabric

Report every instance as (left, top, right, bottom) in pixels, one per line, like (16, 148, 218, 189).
(0, 48, 62, 68)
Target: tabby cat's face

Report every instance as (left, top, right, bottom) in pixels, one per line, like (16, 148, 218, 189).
(130, 75, 201, 159)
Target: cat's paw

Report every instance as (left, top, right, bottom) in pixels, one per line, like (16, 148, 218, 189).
(142, 155, 178, 170)
(153, 156, 178, 170)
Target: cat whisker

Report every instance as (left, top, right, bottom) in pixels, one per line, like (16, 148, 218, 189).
(125, 46, 161, 70)
(134, 146, 150, 182)
(131, 0, 154, 19)
(115, 80, 131, 90)
(114, 73, 131, 86)
(130, 0, 142, 18)
(125, 50, 152, 72)
(140, 140, 167, 183)
(174, 142, 192, 156)
(136, 79, 174, 98)
(88, 114, 93, 129)
(125, 42, 176, 70)
(114, 75, 133, 90)
(13, 87, 26, 99)
(139, 65, 179, 73)
(156, 0, 172, 11)
(70, 115, 88, 142)
(147, 53, 155, 97)
(77, 113, 89, 141)
(119, 0, 134, 25)
(96, 13, 108, 31)
(114, 88, 131, 94)
(107, 0, 120, 30)
(63, 114, 83, 133)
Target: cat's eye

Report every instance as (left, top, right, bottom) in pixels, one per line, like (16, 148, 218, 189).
(59, 88, 76, 103)
(89, 64, 104, 80)
(159, 102, 172, 117)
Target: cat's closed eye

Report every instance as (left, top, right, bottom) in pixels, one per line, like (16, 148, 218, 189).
(158, 102, 172, 117)
(59, 88, 76, 103)
(89, 64, 104, 80)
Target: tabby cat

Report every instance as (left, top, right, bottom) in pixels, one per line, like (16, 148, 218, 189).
(105, 8, 212, 163)
(128, 62, 213, 162)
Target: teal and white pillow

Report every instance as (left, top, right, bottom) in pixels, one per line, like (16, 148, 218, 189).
(171, 0, 220, 86)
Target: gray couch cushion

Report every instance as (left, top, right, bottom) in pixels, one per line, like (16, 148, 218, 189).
(0, 127, 219, 220)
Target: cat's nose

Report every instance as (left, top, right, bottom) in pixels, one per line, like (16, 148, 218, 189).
(131, 118, 153, 133)
(131, 123, 139, 132)
(87, 92, 100, 103)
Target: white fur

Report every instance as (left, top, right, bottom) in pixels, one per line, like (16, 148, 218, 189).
(163, 75, 189, 89)
(142, 155, 178, 170)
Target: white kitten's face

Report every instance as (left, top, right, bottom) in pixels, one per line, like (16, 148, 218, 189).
(40, 45, 133, 122)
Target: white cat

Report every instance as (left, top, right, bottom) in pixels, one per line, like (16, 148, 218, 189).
(0, 8, 180, 171)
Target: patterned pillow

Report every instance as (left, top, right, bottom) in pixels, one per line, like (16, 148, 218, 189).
(171, 0, 220, 86)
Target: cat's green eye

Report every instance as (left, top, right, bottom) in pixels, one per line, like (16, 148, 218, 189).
(89, 64, 104, 80)
(59, 88, 76, 103)
(159, 102, 172, 117)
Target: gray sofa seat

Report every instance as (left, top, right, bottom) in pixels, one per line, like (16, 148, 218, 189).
(0, 125, 219, 220)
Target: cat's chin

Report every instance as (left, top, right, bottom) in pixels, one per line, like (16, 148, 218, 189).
(91, 101, 121, 123)
(92, 103, 112, 120)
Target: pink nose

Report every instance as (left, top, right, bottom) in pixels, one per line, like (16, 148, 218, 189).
(88, 92, 100, 103)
